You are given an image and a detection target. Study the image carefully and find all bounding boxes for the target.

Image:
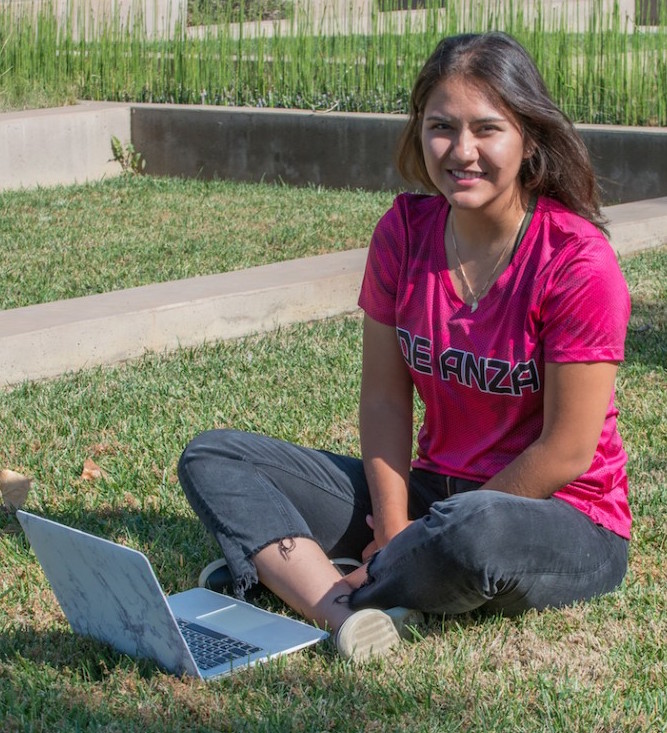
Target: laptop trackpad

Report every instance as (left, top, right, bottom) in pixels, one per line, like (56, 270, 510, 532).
(197, 604, 275, 635)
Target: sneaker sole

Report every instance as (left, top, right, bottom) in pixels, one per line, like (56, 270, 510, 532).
(384, 607, 425, 639)
(335, 608, 401, 661)
(198, 558, 233, 590)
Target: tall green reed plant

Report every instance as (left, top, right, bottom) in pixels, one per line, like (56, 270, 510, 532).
(0, 0, 665, 124)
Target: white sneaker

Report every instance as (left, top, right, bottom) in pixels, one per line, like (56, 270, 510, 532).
(335, 607, 423, 661)
(383, 606, 425, 638)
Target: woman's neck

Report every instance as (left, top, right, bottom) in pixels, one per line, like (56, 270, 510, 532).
(448, 199, 529, 256)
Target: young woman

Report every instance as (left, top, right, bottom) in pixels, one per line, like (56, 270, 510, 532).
(178, 32, 631, 661)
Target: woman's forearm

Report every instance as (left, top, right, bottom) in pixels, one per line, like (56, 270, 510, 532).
(359, 314, 416, 546)
(360, 398, 414, 543)
(481, 438, 589, 498)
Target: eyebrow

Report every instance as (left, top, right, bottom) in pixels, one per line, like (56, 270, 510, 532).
(423, 114, 508, 124)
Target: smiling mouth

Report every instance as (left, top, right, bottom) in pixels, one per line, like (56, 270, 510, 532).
(450, 170, 485, 180)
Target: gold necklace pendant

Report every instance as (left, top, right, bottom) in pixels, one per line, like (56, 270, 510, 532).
(450, 214, 525, 312)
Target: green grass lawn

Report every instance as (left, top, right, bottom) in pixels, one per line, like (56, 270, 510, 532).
(0, 177, 394, 311)
(0, 179, 665, 731)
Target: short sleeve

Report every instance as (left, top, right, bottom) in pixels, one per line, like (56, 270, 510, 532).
(358, 197, 407, 326)
(540, 238, 630, 363)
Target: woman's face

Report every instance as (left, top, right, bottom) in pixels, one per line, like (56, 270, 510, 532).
(420, 75, 529, 217)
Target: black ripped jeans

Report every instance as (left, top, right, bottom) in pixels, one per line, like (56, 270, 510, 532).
(178, 429, 628, 615)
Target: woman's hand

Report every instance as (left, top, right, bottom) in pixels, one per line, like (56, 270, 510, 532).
(361, 540, 379, 563)
(362, 514, 413, 562)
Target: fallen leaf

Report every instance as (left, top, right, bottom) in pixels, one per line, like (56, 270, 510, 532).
(0, 469, 33, 509)
(81, 458, 106, 481)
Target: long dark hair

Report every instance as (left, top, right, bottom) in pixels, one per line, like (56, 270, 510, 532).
(397, 32, 609, 235)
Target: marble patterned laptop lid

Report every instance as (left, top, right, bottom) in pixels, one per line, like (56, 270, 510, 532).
(17, 510, 328, 678)
(17, 509, 202, 677)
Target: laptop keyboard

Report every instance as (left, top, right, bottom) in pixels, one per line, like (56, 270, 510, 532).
(176, 618, 263, 670)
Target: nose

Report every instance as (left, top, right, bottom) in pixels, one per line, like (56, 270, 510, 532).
(449, 129, 477, 162)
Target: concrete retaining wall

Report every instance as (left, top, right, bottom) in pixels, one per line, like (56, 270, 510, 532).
(131, 105, 404, 192)
(2, 102, 667, 205)
(131, 104, 667, 205)
(0, 102, 131, 190)
(577, 125, 667, 205)
(0, 248, 369, 386)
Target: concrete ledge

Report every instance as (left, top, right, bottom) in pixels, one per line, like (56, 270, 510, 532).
(0, 102, 131, 191)
(603, 197, 667, 255)
(0, 248, 368, 386)
(1, 197, 665, 387)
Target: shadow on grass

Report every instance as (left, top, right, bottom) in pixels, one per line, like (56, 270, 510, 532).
(1, 625, 160, 679)
(624, 293, 666, 370)
(1, 567, 468, 732)
(0, 634, 462, 733)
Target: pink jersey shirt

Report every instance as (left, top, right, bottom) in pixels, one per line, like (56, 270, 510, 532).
(358, 193, 631, 538)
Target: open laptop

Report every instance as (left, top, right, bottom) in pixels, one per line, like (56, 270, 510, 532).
(16, 510, 328, 679)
